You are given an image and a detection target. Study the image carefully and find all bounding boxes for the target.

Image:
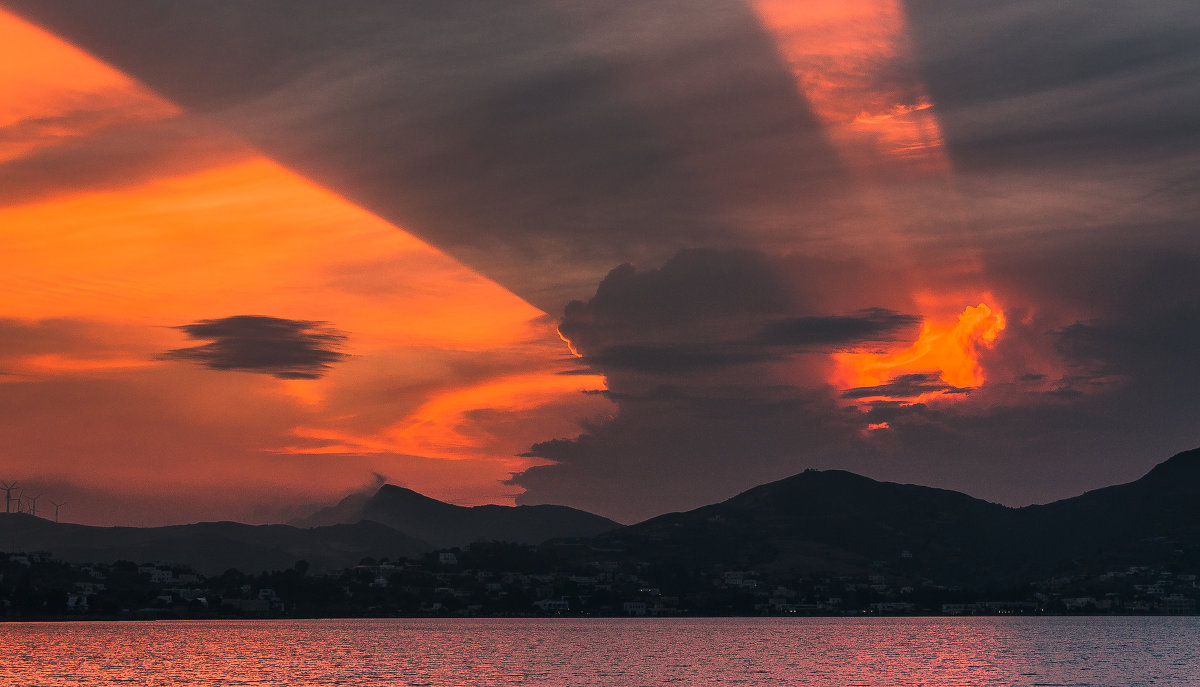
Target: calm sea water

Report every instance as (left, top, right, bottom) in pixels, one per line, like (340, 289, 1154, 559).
(1, 617, 1197, 686)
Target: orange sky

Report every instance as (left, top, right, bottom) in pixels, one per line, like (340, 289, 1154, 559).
(0, 5, 1021, 524)
(0, 10, 611, 523)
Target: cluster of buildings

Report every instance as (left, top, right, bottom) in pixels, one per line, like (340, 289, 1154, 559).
(1, 546, 1197, 619)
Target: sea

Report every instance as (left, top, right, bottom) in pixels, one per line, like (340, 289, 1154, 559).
(2, 617, 1197, 686)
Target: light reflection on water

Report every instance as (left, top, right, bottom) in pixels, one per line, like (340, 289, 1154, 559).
(2, 617, 1197, 686)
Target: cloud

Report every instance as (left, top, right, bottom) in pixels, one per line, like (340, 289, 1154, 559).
(562, 248, 915, 343)
(904, 0, 1200, 171)
(163, 315, 347, 379)
(581, 344, 779, 374)
(558, 249, 790, 354)
(0, 318, 107, 356)
(510, 248, 933, 520)
(511, 385, 859, 522)
(554, 250, 922, 383)
(757, 308, 920, 347)
(0, 121, 247, 205)
(841, 372, 966, 400)
(513, 244, 1200, 523)
(0, 318, 169, 379)
(0, 98, 248, 205)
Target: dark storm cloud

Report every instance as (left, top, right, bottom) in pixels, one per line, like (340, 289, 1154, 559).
(904, 0, 1200, 170)
(512, 244, 1200, 522)
(163, 315, 347, 379)
(3, 0, 841, 310)
(1051, 305, 1200, 386)
(557, 249, 791, 353)
(893, 0, 1200, 260)
(918, 248, 1200, 495)
(510, 249, 932, 520)
(511, 386, 860, 521)
(757, 309, 919, 348)
(555, 250, 921, 380)
(582, 344, 779, 374)
(841, 373, 966, 400)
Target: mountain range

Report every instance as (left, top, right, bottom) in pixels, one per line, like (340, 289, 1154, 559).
(2, 448, 1198, 585)
(564, 447, 1200, 588)
(0, 486, 620, 574)
(0, 517, 429, 576)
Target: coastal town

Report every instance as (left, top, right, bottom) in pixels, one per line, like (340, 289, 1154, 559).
(2, 543, 1196, 620)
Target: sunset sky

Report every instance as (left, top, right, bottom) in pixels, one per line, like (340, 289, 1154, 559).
(1, 1, 1197, 526)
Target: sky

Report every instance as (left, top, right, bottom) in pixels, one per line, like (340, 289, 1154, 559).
(0, 1, 1197, 526)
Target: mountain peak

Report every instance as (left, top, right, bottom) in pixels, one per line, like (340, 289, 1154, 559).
(295, 483, 620, 547)
(373, 484, 455, 507)
(1143, 447, 1200, 481)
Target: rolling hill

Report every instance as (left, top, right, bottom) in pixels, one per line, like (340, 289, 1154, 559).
(0, 515, 430, 575)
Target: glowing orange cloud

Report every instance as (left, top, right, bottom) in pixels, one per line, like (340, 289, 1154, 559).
(751, 0, 948, 174)
(835, 303, 1006, 402)
(281, 372, 608, 462)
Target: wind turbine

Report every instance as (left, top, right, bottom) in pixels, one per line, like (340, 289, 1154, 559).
(48, 500, 66, 523)
(24, 494, 41, 518)
(1, 481, 16, 514)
